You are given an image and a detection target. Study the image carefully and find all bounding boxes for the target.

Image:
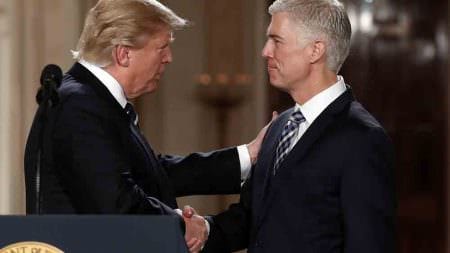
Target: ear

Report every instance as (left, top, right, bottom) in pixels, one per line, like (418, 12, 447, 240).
(112, 45, 131, 67)
(309, 40, 326, 64)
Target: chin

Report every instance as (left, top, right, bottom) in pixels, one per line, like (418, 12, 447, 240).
(269, 77, 282, 87)
(147, 84, 159, 94)
(269, 80, 289, 92)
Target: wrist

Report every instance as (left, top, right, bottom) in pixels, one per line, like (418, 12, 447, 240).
(246, 143, 257, 164)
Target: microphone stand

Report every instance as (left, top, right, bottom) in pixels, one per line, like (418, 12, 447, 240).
(24, 64, 62, 214)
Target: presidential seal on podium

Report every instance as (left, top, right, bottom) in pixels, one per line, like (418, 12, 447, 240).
(0, 241, 64, 253)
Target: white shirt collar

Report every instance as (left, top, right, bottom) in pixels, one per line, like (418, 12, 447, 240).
(78, 59, 128, 108)
(296, 75, 347, 124)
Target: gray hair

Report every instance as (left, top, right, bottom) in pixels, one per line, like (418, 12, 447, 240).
(73, 0, 188, 67)
(269, 0, 351, 72)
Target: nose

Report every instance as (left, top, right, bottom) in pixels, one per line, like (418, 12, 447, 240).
(163, 47, 173, 64)
(262, 40, 272, 58)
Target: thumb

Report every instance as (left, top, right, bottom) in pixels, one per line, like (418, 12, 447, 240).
(271, 111, 279, 121)
(182, 205, 195, 218)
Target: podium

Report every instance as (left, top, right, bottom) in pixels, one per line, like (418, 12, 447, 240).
(0, 215, 188, 253)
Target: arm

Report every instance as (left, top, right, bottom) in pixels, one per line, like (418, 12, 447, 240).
(162, 112, 278, 197)
(53, 95, 181, 219)
(177, 175, 253, 253)
(341, 128, 396, 253)
(159, 148, 241, 197)
(201, 113, 278, 252)
(202, 175, 253, 253)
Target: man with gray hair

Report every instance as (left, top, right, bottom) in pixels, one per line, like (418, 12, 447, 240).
(24, 0, 270, 252)
(199, 0, 396, 252)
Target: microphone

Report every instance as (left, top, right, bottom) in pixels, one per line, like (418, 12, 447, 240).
(36, 64, 63, 106)
(40, 64, 63, 87)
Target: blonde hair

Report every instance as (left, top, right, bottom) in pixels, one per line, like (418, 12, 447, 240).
(72, 0, 188, 67)
(269, 0, 351, 72)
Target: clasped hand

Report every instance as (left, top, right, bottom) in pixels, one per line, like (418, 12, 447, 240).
(182, 205, 208, 253)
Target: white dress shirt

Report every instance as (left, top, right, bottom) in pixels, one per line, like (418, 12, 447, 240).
(290, 76, 347, 149)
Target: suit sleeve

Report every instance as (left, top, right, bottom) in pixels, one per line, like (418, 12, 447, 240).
(341, 127, 396, 253)
(159, 148, 241, 197)
(201, 171, 253, 253)
(53, 95, 181, 221)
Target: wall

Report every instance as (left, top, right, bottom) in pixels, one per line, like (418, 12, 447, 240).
(135, 0, 268, 216)
(0, 0, 84, 214)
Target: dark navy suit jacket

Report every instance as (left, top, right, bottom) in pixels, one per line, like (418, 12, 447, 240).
(24, 63, 241, 222)
(204, 89, 396, 253)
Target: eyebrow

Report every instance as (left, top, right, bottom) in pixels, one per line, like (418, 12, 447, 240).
(160, 41, 171, 49)
(161, 34, 175, 48)
(267, 33, 284, 41)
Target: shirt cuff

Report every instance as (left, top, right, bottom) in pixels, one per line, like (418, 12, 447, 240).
(175, 208, 182, 216)
(237, 145, 252, 180)
(204, 218, 210, 236)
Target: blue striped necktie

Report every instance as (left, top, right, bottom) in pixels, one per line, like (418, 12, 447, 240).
(273, 108, 305, 175)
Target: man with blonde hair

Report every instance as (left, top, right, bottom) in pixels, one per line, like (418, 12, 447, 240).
(24, 0, 269, 252)
(200, 0, 396, 252)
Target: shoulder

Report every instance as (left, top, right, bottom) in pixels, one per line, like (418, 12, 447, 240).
(339, 101, 384, 133)
(58, 74, 96, 101)
(58, 73, 117, 110)
(338, 101, 392, 150)
(347, 102, 382, 129)
(54, 74, 121, 124)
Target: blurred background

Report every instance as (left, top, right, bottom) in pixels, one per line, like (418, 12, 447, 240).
(0, 0, 448, 252)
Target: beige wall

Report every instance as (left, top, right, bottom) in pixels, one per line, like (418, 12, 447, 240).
(0, 0, 22, 214)
(136, 0, 268, 216)
(0, 0, 85, 214)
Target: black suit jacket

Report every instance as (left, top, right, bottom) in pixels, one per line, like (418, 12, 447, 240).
(204, 89, 396, 253)
(25, 63, 241, 220)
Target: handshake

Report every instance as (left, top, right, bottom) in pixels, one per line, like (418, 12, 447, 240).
(180, 205, 209, 253)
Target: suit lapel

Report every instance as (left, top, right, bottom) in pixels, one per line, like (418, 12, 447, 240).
(252, 108, 293, 211)
(129, 126, 177, 207)
(129, 124, 160, 169)
(256, 89, 354, 226)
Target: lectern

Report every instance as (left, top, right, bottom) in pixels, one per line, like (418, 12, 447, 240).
(0, 215, 188, 253)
